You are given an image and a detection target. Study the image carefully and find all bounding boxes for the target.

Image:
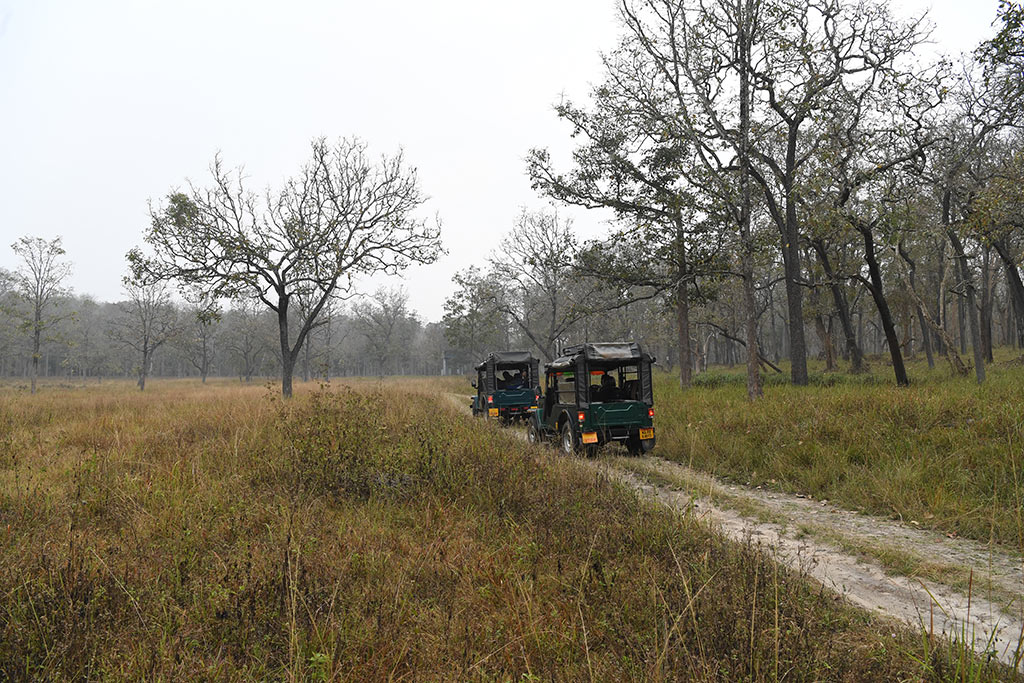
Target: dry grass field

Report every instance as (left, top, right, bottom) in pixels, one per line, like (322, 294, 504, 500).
(0, 377, 1018, 680)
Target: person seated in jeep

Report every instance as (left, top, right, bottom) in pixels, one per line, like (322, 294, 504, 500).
(506, 370, 526, 389)
(596, 373, 618, 402)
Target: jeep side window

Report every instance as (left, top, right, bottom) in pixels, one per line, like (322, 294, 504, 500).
(621, 365, 640, 401)
(556, 372, 575, 404)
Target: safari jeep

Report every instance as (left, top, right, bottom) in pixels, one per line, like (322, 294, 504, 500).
(527, 342, 655, 457)
(470, 351, 541, 424)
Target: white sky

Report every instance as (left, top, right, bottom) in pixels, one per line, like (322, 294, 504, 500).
(0, 0, 1003, 321)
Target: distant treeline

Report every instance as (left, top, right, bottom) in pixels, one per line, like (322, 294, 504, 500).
(0, 283, 448, 383)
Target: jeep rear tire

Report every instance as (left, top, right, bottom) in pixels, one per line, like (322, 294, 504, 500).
(560, 421, 575, 456)
(527, 421, 542, 445)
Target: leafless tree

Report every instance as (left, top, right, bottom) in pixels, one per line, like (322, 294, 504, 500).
(11, 236, 73, 394)
(352, 287, 413, 377)
(108, 278, 180, 390)
(486, 209, 595, 361)
(180, 298, 220, 383)
(133, 137, 442, 397)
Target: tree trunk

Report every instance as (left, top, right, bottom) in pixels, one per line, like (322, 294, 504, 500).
(303, 333, 311, 382)
(676, 279, 692, 389)
(781, 222, 807, 385)
(981, 246, 994, 364)
(812, 240, 865, 372)
(779, 123, 808, 386)
(138, 349, 149, 391)
(282, 357, 295, 398)
(947, 229, 985, 384)
(675, 214, 692, 389)
(956, 295, 967, 355)
(738, 0, 762, 399)
(917, 307, 935, 370)
(859, 224, 908, 386)
(30, 324, 40, 395)
(897, 243, 934, 370)
(278, 293, 294, 399)
(993, 238, 1024, 348)
(897, 246, 968, 376)
(814, 314, 836, 371)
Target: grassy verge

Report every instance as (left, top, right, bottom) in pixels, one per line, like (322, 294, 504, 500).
(654, 351, 1024, 549)
(0, 380, 1014, 679)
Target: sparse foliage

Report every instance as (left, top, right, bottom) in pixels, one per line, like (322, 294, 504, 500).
(132, 137, 442, 397)
(11, 236, 73, 394)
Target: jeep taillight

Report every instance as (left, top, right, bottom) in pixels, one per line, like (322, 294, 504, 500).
(487, 395, 493, 404)
(648, 407, 654, 418)
(577, 411, 585, 422)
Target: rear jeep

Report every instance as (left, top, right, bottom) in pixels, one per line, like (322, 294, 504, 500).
(470, 351, 541, 424)
(527, 342, 655, 457)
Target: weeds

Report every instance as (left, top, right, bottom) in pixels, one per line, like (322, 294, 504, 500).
(0, 379, 1018, 679)
(656, 353, 1024, 548)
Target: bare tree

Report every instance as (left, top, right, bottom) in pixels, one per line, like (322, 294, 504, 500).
(487, 209, 593, 361)
(108, 278, 180, 390)
(133, 137, 442, 397)
(11, 236, 73, 394)
(180, 298, 220, 383)
(352, 287, 413, 377)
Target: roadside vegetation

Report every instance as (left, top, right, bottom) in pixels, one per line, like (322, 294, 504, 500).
(653, 351, 1024, 550)
(2, 379, 1013, 680)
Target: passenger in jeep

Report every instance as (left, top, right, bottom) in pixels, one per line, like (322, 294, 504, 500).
(596, 373, 618, 402)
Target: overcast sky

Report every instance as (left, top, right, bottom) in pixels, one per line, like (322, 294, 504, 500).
(0, 0, 1003, 321)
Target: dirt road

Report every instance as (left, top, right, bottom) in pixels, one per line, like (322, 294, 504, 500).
(599, 456, 1024, 669)
(448, 394, 1024, 668)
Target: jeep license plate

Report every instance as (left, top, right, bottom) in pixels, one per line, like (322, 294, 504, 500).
(582, 431, 598, 444)
(488, 408, 499, 417)
(639, 428, 654, 440)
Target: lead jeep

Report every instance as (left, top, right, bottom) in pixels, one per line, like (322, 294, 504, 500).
(527, 342, 656, 456)
(470, 351, 541, 424)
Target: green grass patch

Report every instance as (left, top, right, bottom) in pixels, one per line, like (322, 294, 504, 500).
(655, 351, 1024, 549)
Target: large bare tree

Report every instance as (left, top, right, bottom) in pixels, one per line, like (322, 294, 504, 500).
(11, 236, 72, 394)
(132, 137, 442, 397)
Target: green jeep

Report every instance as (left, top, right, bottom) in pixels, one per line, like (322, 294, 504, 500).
(470, 351, 541, 424)
(527, 342, 656, 457)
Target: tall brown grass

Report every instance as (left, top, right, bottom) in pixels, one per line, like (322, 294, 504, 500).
(0, 379, 1015, 680)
